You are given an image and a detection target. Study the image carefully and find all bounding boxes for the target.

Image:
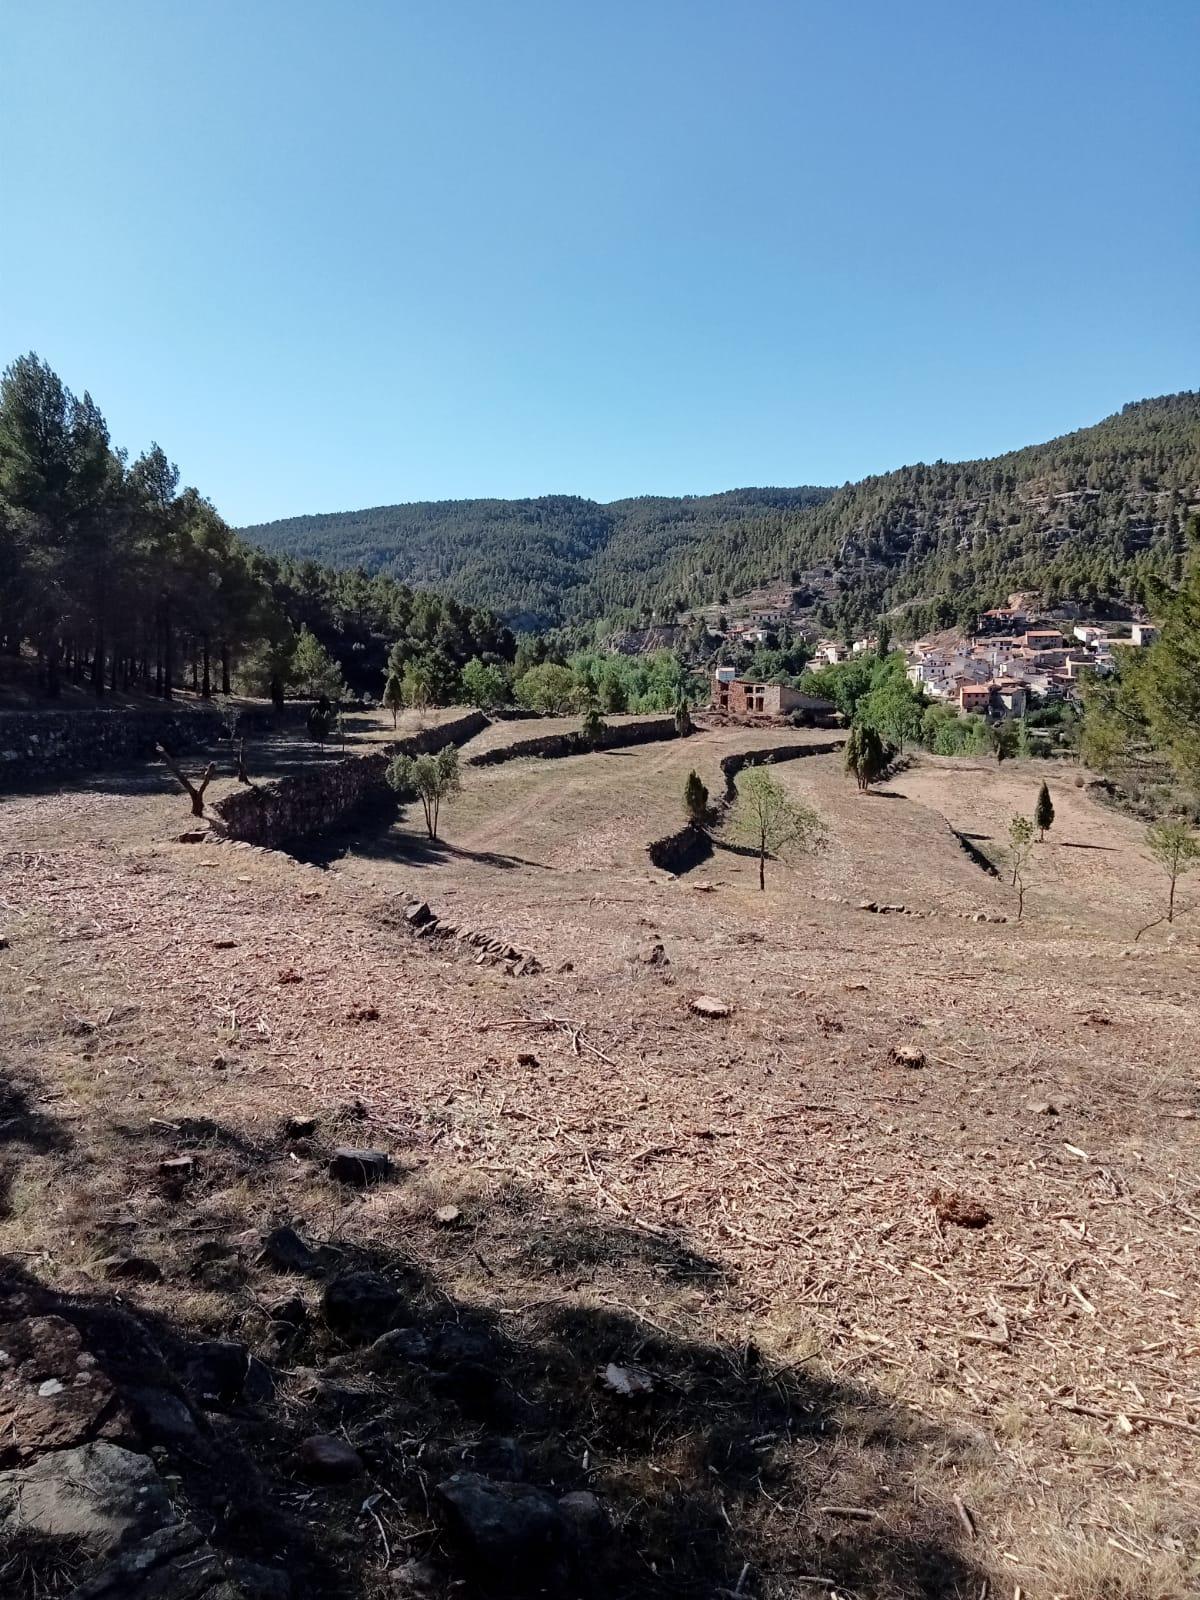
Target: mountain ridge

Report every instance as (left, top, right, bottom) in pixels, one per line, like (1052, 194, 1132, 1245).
(241, 392, 1200, 635)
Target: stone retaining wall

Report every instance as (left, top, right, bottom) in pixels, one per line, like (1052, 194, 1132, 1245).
(717, 738, 845, 801)
(467, 716, 679, 767)
(213, 711, 488, 848)
(647, 737, 845, 875)
(0, 703, 327, 788)
(0, 708, 229, 788)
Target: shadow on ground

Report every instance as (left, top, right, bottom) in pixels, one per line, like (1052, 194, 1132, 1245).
(0, 1069, 992, 1600)
(295, 818, 549, 875)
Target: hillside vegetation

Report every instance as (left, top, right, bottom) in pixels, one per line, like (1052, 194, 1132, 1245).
(243, 394, 1200, 634)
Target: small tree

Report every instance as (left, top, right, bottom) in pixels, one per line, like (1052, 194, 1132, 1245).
(461, 657, 507, 711)
(734, 765, 825, 890)
(581, 703, 605, 748)
(844, 724, 891, 791)
(386, 745, 461, 841)
(991, 719, 1017, 763)
(1035, 781, 1055, 841)
(1144, 819, 1200, 929)
(683, 769, 708, 827)
(290, 626, 345, 702)
(1007, 814, 1034, 918)
(382, 670, 404, 730)
(401, 661, 432, 713)
(1016, 717, 1033, 759)
(674, 695, 692, 737)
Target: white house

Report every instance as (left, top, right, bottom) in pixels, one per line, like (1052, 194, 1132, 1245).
(1074, 625, 1108, 647)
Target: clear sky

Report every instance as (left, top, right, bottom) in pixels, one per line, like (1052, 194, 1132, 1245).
(3, 1, 1197, 527)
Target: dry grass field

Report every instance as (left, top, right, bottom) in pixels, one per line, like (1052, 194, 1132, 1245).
(1, 718, 1197, 1599)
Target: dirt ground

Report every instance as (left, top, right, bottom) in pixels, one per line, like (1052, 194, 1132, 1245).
(1, 720, 1197, 1599)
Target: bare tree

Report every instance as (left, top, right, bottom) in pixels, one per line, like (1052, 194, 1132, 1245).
(1007, 814, 1034, 919)
(156, 743, 216, 818)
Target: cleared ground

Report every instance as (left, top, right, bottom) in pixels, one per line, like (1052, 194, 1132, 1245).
(1, 720, 1197, 1599)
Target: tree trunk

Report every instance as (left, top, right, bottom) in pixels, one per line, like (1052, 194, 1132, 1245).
(201, 638, 211, 699)
(163, 598, 174, 703)
(758, 841, 766, 891)
(1168, 875, 1176, 923)
(220, 642, 231, 696)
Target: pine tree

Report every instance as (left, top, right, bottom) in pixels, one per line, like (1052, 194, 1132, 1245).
(382, 670, 404, 729)
(844, 724, 890, 791)
(683, 770, 708, 827)
(1035, 782, 1055, 841)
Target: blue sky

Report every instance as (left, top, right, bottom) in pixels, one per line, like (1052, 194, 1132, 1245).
(3, 1, 1197, 526)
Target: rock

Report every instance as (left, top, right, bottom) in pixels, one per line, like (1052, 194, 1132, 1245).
(0, 1441, 175, 1552)
(858, 900, 878, 912)
(102, 1254, 164, 1284)
(183, 1340, 253, 1408)
(282, 1115, 318, 1140)
(889, 1043, 926, 1069)
(0, 1315, 127, 1466)
(361, 1326, 429, 1368)
(690, 995, 733, 1019)
(639, 941, 669, 967)
(434, 1205, 463, 1227)
(556, 960, 574, 973)
(598, 1362, 655, 1399)
(267, 1295, 309, 1331)
(1027, 1100, 1058, 1116)
(259, 1225, 320, 1275)
(515, 1051, 539, 1068)
(295, 1433, 364, 1481)
(322, 1271, 402, 1338)
(126, 1385, 202, 1448)
(328, 1147, 391, 1186)
(404, 901, 433, 927)
(558, 1489, 607, 1543)
(436, 1472, 566, 1569)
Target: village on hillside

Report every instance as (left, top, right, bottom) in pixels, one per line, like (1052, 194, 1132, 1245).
(684, 582, 1158, 723)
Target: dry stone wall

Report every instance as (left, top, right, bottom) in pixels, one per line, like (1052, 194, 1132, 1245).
(647, 737, 845, 875)
(213, 711, 488, 848)
(0, 708, 228, 788)
(467, 715, 679, 767)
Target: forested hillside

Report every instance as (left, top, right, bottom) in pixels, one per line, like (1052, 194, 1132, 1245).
(244, 394, 1200, 636)
(0, 354, 513, 703)
(241, 488, 832, 630)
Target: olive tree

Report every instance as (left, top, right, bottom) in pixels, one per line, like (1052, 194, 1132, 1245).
(734, 765, 825, 890)
(386, 745, 461, 841)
